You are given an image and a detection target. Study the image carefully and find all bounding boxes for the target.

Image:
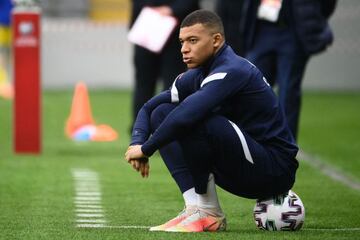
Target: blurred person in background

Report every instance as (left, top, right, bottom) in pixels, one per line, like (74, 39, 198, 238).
(0, 0, 14, 99)
(215, 0, 244, 56)
(129, 0, 199, 129)
(242, 0, 337, 140)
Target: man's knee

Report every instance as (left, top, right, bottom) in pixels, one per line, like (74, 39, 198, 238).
(150, 103, 175, 132)
(178, 115, 229, 143)
(203, 115, 230, 136)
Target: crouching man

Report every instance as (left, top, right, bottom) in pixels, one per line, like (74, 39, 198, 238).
(125, 9, 298, 232)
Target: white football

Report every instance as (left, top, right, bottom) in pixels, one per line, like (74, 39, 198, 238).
(253, 190, 305, 231)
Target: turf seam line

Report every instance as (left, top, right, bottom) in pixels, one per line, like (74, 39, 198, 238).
(298, 151, 360, 191)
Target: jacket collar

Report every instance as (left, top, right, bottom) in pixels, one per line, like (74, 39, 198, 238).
(200, 43, 229, 76)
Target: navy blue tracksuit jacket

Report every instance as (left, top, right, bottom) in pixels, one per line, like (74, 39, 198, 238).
(130, 45, 299, 199)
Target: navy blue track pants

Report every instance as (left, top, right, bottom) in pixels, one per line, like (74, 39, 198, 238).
(150, 103, 296, 199)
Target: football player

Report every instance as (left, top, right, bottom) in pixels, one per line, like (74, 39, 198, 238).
(125, 9, 298, 232)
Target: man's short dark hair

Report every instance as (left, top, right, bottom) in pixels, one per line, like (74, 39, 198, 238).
(180, 10, 225, 36)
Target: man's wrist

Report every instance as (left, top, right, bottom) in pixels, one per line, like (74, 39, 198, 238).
(141, 143, 155, 157)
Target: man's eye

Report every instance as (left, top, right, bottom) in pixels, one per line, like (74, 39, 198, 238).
(190, 39, 197, 44)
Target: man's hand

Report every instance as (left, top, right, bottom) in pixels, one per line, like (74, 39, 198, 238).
(125, 145, 147, 160)
(128, 159, 150, 178)
(125, 145, 149, 178)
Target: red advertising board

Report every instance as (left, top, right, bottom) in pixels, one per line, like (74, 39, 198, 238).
(13, 7, 41, 154)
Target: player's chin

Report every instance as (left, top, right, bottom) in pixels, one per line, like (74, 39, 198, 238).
(186, 62, 198, 69)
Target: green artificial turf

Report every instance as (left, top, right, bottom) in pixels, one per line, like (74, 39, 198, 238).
(0, 90, 359, 240)
(299, 91, 360, 180)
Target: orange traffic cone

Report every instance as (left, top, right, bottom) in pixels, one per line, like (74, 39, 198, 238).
(91, 124, 118, 142)
(65, 82, 118, 142)
(65, 82, 95, 138)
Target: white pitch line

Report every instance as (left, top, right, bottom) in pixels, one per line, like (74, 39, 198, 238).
(298, 151, 360, 191)
(76, 219, 107, 223)
(75, 189, 101, 193)
(72, 172, 98, 176)
(100, 225, 150, 229)
(75, 185, 99, 188)
(304, 228, 360, 231)
(74, 187, 100, 190)
(76, 186, 100, 189)
(75, 196, 101, 201)
(77, 192, 101, 196)
(77, 224, 106, 228)
(75, 187, 100, 193)
(76, 184, 100, 188)
(77, 213, 104, 218)
(76, 205, 103, 209)
(74, 201, 101, 205)
(73, 174, 98, 177)
(73, 169, 108, 229)
(76, 224, 360, 231)
(75, 179, 99, 182)
(73, 176, 98, 179)
(75, 182, 100, 186)
(74, 180, 99, 184)
(77, 224, 150, 229)
(73, 179, 99, 183)
(76, 209, 103, 213)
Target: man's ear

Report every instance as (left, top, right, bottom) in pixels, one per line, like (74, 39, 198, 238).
(213, 33, 223, 48)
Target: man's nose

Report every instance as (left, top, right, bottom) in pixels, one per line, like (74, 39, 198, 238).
(181, 42, 189, 53)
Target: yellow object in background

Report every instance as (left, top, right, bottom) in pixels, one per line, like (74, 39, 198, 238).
(89, 0, 130, 22)
(0, 25, 13, 99)
(0, 26, 11, 47)
(0, 64, 7, 83)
